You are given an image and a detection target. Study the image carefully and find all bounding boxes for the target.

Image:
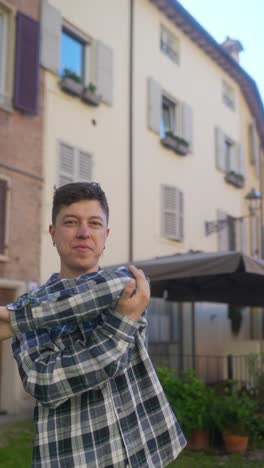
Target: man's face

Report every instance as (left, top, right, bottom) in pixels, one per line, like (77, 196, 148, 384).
(49, 199, 109, 278)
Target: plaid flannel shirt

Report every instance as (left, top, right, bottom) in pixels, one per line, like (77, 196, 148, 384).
(8, 267, 186, 467)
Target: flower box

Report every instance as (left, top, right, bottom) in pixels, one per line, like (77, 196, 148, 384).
(161, 133, 189, 156)
(82, 88, 102, 106)
(225, 171, 245, 188)
(60, 77, 83, 96)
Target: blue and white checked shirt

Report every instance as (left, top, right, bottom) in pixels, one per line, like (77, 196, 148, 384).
(8, 267, 186, 467)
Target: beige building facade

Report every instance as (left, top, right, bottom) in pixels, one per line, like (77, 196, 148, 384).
(1, 0, 263, 412)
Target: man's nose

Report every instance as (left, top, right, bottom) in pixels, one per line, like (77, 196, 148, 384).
(77, 224, 91, 237)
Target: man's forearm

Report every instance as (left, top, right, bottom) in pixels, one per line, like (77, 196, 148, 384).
(8, 271, 131, 335)
(0, 307, 14, 340)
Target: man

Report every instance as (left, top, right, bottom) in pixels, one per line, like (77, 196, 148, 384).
(0, 182, 186, 467)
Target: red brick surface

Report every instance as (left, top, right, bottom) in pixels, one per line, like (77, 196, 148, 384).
(0, 0, 43, 283)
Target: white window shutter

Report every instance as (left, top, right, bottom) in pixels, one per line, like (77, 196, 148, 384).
(215, 127, 225, 172)
(161, 185, 183, 241)
(95, 40, 113, 106)
(147, 77, 161, 134)
(239, 218, 247, 254)
(237, 143, 245, 177)
(58, 143, 75, 187)
(217, 209, 229, 251)
(176, 189, 184, 241)
(78, 151, 92, 182)
(250, 120, 258, 165)
(40, 0, 62, 75)
(181, 102, 193, 151)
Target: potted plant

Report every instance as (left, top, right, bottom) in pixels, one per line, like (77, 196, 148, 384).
(157, 368, 213, 450)
(212, 381, 256, 454)
(82, 82, 102, 106)
(161, 131, 189, 155)
(60, 68, 83, 96)
(225, 170, 245, 188)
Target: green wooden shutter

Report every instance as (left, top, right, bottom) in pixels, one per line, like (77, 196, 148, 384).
(148, 77, 161, 134)
(40, 0, 62, 74)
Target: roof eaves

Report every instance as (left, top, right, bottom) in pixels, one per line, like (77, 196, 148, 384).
(149, 0, 264, 146)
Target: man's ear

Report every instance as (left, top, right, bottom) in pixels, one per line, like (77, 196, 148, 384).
(49, 224, 55, 242)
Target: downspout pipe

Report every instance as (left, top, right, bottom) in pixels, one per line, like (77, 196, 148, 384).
(129, 0, 134, 262)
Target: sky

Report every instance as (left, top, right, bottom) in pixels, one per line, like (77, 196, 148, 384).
(178, 0, 264, 104)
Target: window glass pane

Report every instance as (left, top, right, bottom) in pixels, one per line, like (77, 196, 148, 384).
(161, 98, 175, 136)
(225, 140, 232, 171)
(60, 31, 84, 80)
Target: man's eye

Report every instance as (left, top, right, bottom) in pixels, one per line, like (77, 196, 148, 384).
(65, 220, 77, 225)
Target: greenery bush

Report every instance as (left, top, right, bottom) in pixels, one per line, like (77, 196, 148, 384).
(157, 368, 214, 437)
(210, 381, 256, 436)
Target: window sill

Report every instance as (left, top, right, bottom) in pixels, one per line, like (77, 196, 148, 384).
(82, 88, 102, 106)
(0, 253, 9, 263)
(161, 135, 189, 156)
(225, 171, 245, 188)
(0, 99, 13, 114)
(60, 77, 83, 96)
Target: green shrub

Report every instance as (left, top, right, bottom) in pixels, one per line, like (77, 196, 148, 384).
(157, 368, 214, 437)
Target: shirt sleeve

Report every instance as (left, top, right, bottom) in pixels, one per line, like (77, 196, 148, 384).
(8, 270, 132, 334)
(12, 309, 147, 410)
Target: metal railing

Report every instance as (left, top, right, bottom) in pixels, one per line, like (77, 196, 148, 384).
(149, 349, 262, 387)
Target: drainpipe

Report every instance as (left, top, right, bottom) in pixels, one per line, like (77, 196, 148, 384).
(129, 0, 134, 262)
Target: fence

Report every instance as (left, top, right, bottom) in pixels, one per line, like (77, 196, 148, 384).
(149, 348, 263, 387)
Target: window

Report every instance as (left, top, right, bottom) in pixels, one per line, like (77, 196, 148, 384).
(0, 176, 10, 259)
(215, 127, 245, 188)
(60, 29, 86, 83)
(160, 25, 179, 64)
(217, 209, 247, 253)
(222, 80, 235, 110)
(147, 78, 193, 154)
(160, 96, 176, 137)
(161, 185, 184, 241)
(0, 2, 15, 110)
(58, 142, 93, 187)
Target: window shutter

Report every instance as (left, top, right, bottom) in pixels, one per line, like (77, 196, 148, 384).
(215, 127, 225, 172)
(217, 209, 229, 251)
(95, 40, 113, 106)
(0, 179, 7, 254)
(239, 218, 247, 254)
(14, 12, 40, 114)
(78, 151, 92, 182)
(162, 186, 183, 241)
(40, 0, 62, 74)
(181, 102, 193, 151)
(58, 143, 75, 186)
(0, 14, 6, 95)
(249, 121, 258, 164)
(237, 143, 245, 177)
(147, 77, 161, 134)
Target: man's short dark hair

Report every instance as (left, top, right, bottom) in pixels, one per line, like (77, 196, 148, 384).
(52, 182, 109, 224)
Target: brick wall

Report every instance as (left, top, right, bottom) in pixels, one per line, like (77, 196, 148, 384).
(0, 0, 43, 283)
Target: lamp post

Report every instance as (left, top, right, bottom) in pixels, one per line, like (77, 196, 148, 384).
(245, 188, 262, 257)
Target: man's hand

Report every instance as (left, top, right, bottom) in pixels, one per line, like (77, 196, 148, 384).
(115, 265, 150, 321)
(0, 307, 13, 341)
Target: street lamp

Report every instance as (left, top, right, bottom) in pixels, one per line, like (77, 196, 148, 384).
(245, 188, 262, 257)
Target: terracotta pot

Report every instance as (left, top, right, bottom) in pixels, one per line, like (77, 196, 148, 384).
(223, 433, 248, 454)
(187, 429, 209, 450)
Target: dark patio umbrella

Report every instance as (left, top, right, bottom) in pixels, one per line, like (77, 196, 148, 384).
(133, 251, 264, 306)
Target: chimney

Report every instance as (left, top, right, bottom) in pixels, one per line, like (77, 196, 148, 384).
(221, 36, 244, 63)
